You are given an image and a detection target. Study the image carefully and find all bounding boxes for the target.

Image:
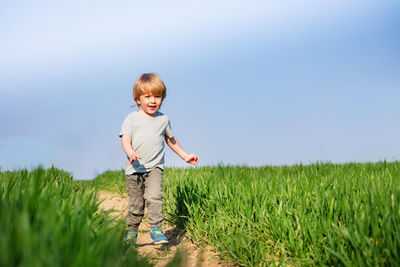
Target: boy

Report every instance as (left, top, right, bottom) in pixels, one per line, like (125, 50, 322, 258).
(119, 73, 199, 244)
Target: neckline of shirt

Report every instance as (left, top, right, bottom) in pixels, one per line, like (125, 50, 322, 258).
(136, 110, 162, 119)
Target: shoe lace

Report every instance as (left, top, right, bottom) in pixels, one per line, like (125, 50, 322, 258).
(127, 233, 136, 240)
(153, 230, 163, 235)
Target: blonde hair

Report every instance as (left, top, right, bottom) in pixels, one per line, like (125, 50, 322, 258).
(133, 73, 166, 106)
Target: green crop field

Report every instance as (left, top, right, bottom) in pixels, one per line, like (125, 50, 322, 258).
(2, 162, 399, 266)
(92, 162, 400, 266)
(0, 167, 152, 267)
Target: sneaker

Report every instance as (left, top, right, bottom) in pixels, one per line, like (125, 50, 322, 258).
(150, 228, 168, 244)
(125, 231, 137, 245)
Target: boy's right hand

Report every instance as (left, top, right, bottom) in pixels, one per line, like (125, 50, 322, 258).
(128, 152, 142, 163)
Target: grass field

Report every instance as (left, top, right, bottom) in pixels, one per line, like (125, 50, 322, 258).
(92, 161, 400, 266)
(0, 167, 152, 267)
(2, 162, 399, 266)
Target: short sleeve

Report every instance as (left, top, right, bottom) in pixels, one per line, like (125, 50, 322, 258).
(165, 119, 174, 138)
(119, 116, 132, 138)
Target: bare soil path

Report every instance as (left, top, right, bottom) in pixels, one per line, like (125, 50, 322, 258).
(97, 190, 231, 267)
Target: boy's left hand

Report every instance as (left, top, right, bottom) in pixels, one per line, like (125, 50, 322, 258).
(185, 154, 199, 165)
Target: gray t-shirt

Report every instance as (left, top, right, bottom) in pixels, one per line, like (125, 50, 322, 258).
(119, 111, 174, 174)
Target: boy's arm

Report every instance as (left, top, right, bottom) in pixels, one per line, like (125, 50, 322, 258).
(165, 136, 199, 165)
(121, 135, 142, 163)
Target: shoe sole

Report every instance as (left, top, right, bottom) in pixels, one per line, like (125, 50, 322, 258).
(150, 237, 169, 245)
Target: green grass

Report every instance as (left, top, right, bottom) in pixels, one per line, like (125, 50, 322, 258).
(88, 169, 127, 195)
(0, 167, 152, 267)
(90, 162, 400, 266)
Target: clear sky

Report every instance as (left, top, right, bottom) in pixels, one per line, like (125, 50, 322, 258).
(1, 1, 399, 180)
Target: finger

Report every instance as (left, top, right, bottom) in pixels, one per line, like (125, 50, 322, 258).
(192, 157, 199, 165)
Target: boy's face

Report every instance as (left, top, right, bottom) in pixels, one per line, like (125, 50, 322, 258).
(137, 91, 163, 116)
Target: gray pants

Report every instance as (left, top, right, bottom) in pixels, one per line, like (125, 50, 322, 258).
(126, 167, 164, 231)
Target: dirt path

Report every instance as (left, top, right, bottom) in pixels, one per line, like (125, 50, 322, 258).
(97, 191, 230, 267)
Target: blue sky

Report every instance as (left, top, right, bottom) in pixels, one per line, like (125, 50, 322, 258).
(1, 1, 399, 180)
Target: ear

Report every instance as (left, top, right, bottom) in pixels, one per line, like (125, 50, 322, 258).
(136, 99, 141, 107)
